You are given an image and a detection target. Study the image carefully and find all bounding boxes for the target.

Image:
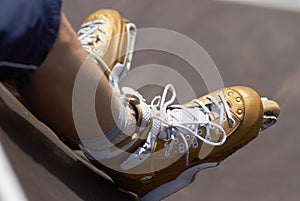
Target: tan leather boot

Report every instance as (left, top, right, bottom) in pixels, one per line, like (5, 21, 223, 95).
(78, 9, 136, 92)
(81, 84, 280, 201)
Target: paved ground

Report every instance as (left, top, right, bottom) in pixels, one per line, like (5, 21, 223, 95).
(1, 0, 300, 201)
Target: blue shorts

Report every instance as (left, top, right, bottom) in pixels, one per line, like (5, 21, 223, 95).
(0, 0, 62, 86)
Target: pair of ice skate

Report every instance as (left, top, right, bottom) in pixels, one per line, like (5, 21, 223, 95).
(77, 9, 280, 201)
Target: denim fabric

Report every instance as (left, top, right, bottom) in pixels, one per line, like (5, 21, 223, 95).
(0, 0, 62, 85)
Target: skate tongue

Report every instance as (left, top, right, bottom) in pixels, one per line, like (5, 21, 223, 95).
(166, 107, 209, 125)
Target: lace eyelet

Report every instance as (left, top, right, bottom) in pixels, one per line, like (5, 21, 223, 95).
(192, 138, 198, 148)
(165, 147, 171, 157)
(179, 143, 185, 153)
(229, 118, 236, 125)
(205, 135, 212, 141)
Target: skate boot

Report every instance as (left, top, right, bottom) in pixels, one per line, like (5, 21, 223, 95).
(77, 9, 137, 93)
(81, 84, 280, 201)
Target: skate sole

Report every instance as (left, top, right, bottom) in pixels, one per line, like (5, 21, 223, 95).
(140, 162, 219, 201)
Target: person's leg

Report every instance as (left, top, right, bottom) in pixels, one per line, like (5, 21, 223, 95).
(18, 13, 121, 144)
(0, 3, 137, 149)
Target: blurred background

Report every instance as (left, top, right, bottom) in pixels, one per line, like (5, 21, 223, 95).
(63, 0, 300, 200)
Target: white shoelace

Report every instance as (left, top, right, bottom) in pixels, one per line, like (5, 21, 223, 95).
(122, 84, 236, 168)
(78, 19, 108, 56)
(77, 19, 123, 91)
